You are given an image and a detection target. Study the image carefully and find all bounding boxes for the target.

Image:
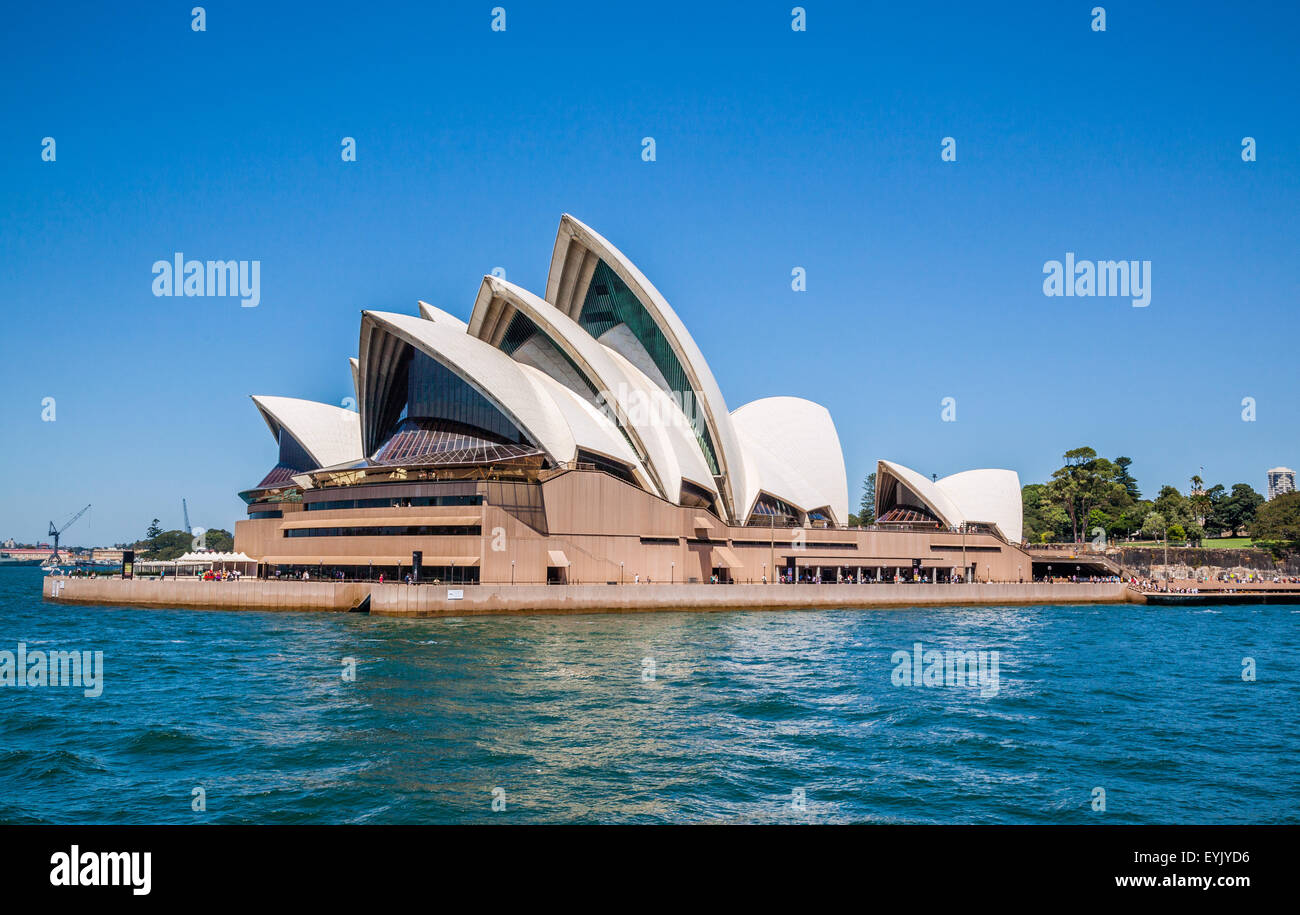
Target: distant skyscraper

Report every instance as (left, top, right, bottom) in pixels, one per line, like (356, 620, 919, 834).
(1266, 467, 1295, 500)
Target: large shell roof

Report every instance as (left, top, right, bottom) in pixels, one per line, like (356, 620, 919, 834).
(250, 395, 362, 470)
(248, 215, 1017, 531)
(877, 459, 1022, 542)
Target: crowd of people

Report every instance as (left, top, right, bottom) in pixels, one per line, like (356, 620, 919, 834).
(1129, 572, 1300, 593)
(1214, 572, 1300, 585)
(1036, 574, 1122, 584)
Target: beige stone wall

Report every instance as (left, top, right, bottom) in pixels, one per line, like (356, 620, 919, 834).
(234, 468, 1037, 585)
(370, 581, 1133, 617)
(42, 575, 1132, 615)
(44, 576, 368, 611)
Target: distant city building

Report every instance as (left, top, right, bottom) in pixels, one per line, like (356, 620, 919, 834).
(1267, 467, 1296, 500)
(1, 538, 14, 548)
(91, 548, 126, 563)
(0, 547, 70, 559)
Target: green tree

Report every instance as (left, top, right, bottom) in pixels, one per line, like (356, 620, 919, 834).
(1188, 479, 1211, 526)
(859, 472, 876, 523)
(1113, 501, 1153, 541)
(135, 527, 234, 561)
(145, 518, 163, 541)
(1212, 483, 1264, 537)
(1048, 447, 1124, 542)
(1085, 507, 1114, 544)
(1255, 491, 1300, 543)
(1201, 484, 1227, 534)
(1167, 522, 1186, 543)
(1142, 511, 1167, 541)
(204, 529, 235, 552)
(1022, 482, 1070, 542)
(1153, 485, 1193, 528)
(1114, 456, 1141, 499)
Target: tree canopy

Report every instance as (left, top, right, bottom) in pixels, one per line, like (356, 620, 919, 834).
(859, 472, 876, 524)
(135, 524, 234, 561)
(1255, 491, 1300, 544)
(1023, 448, 1265, 545)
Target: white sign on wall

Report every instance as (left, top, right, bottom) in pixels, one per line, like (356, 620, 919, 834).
(447, 589, 464, 600)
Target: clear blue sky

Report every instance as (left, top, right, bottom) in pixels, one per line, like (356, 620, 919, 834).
(1, 1, 1296, 546)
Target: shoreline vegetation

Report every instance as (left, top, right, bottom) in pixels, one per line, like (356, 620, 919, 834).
(849, 447, 1298, 564)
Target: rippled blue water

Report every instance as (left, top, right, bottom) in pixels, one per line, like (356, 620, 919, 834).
(1, 566, 1297, 824)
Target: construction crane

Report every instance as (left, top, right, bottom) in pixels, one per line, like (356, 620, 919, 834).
(183, 498, 191, 534)
(48, 504, 91, 561)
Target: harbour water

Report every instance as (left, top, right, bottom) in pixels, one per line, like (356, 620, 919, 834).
(2, 566, 1297, 824)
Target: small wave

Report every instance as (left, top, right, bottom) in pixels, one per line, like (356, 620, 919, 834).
(1, 747, 109, 781)
(122, 726, 212, 754)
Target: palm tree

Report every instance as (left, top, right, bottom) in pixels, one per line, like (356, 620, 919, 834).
(1189, 475, 1208, 526)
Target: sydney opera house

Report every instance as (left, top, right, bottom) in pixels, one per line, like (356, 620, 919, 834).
(235, 215, 1032, 585)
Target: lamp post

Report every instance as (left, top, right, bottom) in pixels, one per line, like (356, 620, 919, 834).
(1163, 526, 1169, 586)
(511, 559, 515, 586)
(769, 511, 776, 585)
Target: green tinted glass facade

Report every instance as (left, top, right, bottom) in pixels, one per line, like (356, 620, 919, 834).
(499, 310, 601, 401)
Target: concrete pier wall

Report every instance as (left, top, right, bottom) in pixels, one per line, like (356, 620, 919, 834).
(43, 576, 369, 612)
(43, 576, 1133, 615)
(368, 581, 1132, 616)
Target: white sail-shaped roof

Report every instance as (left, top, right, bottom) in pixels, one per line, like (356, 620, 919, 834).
(876, 459, 965, 529)
(250, 395, 362, 469)
(601, 348, 720, 504)
(936, 469, 1023, 543)
(543, 214, 749, 522)
(245, 214, 1029, 538)
(594, 323, 673, 392)
(362, 307, 656, 483)
(876, 459, 1023, 542)
(359, 309, 575, 463)
(468, 275, 721, 502)
(418, 300, 467, 330)
(731, 397, 848, 524)
(517, 364, 652, 488)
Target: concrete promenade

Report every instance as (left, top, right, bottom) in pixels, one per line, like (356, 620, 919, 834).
(43, 576, 1134, 615)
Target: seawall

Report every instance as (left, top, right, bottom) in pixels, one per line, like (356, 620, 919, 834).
(369, 582, 1133, 616)
(43, 576, 370, 612)
(43, 576, 1135, 615)
(1114, 546, 1300, 578)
